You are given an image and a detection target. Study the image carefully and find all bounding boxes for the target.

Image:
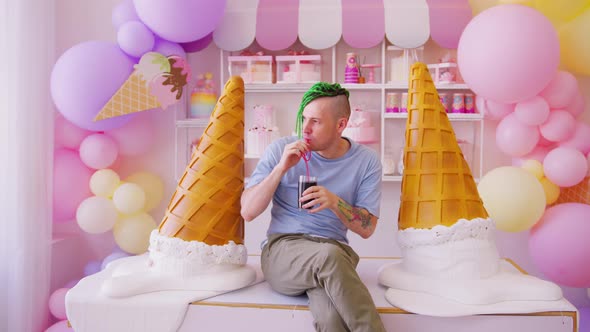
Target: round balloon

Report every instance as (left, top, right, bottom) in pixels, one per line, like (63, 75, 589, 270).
(134, 0, 227, 43)
(45, 320, 71, 332)
(79, 134, 119, 169)
(112, 0, 140, 29)
(559, 122, 590, 154)
(539, 177, 560, 205)
(54, 116, 92, 149)
(543, 147, 587, 187)
(76, 196, 118, 234)
(565, 92, 586, 118)
(559, 9, 590, 76)
(112, 183, 146, 215)
(539, 110, 576, 142)
(51, 41, 136, 131)
(514, 96, 550, 126)
(125, 172, 164, 211)
(152, 38, 186, 58)
(458, 5, 559, 103)
(495, 113, 540, 157)
(539, 71, 579, 109)
(90, 169, 121, 198)
(181, 32, 213, 53)
(53, 149, 93, 223)
(106, 116, 155, 156)
(84, 260, 102, 276)
(48, 288, 69, 320)
(113, 213, 157, 254)
(117, 21, 155, 58)
(529, 203, 590, 288)
(101, 251, 130, 270)
(478, 166, 546, 232)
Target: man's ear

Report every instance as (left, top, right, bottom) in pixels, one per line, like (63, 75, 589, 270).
(338, 118, 348, 131)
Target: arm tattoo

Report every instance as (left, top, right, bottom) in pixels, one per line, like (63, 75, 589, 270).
(337, 199, 372, 229)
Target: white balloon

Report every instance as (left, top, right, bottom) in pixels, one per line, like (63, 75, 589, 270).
(76, 196, 117, 234)
(112, 183, 146, 214)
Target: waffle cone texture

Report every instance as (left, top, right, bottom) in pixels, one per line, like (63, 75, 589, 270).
(159, 76, 245, 245)
(94, 71, 160, 121)
(398, 63, 488, 230)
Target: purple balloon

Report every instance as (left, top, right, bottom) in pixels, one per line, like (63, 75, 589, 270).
(112, 0, 140, 29)
(83, 260, 102, 276)
(101, 251, 130, 270)
(51, 41, 137, 131)
(580, 307, 590, 332)
(181, 32, 213, 53)
(133, 0, 227, 43)
(117, 21, 155, 58)
(152, 38, 186, 58)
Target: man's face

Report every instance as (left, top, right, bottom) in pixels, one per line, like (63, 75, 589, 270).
(301, 97, 346, 151)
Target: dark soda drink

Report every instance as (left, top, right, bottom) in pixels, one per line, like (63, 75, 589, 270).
(298, 175, 317, 209)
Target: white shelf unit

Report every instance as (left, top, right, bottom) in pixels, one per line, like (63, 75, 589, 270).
(176, 40, 484, 183)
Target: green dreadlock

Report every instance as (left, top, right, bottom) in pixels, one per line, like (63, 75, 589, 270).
(295, 82, 350, 138)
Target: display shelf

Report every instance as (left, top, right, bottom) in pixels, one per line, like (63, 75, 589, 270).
(176, 118, 209, 128)
(383, 113, 483, 121)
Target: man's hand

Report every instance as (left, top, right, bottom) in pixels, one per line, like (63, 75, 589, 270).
(300, 185, 339, 213)
(277, 140, 309, 174)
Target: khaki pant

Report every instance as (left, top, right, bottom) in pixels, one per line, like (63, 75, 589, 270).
(261, 233, 386, 332)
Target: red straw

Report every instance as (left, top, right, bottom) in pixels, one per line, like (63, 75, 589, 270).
(303, 139, 311, 177)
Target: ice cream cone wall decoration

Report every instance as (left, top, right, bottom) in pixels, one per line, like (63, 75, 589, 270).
(398, 63, 487, 230)
(94, 52, 191, 121)
(158, 76, 245, 245)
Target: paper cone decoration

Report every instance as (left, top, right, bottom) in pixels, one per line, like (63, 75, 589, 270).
(398, 63, 488, 230)
(94, 52, 190, 121)
(554, 176, 590, 205)
(158, 76, 245, 245)
(94, 70, 161, 121)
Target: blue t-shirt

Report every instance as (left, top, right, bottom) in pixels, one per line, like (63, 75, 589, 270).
(246, 136, 382, 244)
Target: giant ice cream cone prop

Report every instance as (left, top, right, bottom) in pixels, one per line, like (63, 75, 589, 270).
(158, 75, 245, 245)
(398, 63, 487, 230)
(99, 76, 256, 298)
(377, 63, 563, 317)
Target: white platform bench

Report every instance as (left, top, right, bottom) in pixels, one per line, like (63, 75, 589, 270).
(179, 257, 578, 332)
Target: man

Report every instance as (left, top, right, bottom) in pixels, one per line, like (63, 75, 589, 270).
(241, 82, 385, 332)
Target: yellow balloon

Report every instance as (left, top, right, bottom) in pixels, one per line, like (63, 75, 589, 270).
(469, 0, 501, 16)
(113, 213, 157, 255)
(559, 8, 590, 76)
(540, 177, 560, 205)
(89, 169, 120, 198)
(125, 172, 165, 212)
(534, 0, 590, 24)
(521, 159, 544, 179)
(112, 183, 146, 215)
(478, 166, 546, 232)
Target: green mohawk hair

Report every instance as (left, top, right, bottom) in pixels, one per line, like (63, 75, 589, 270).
(295, 82, 350, 138)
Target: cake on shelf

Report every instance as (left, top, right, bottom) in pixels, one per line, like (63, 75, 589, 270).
(228, 51, 274, 84)
(246, 104, 280, 156)
(276, 53, 321, 83)
(378, 62, 564, 317)
(189, 72, 217, 118)
(342, 106, 377, 144)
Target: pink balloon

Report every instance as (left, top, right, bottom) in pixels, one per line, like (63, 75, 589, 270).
(539, 110, 576, 142)
(539, 71, 579, 109)
(458, 5, 559, 103)
(559, 122, 590, 154)
(152, 38, 186, 58)
(514, 96, 550, 126)
(117, 21, 155, 58)
(134, 0, 227, 43)
(478, 96, 514, 121)
(106, 116, 155, 156)
(79, 134, 119, 169)
(54, 116, 92, 149)
(111, 0, 140, 29)
(543, 147, 587, 187)
(512, 145, 550, 166)
(496, 113, 540, 157)
(53, 149, 92, 223)
(45, 320, 72, 332)
(181, 32, 213, 53)
(529, 203, 590, 288)
(565, 92, 586, 118)
(51, 41, 136, 131)
(48, 288, 69, 320)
